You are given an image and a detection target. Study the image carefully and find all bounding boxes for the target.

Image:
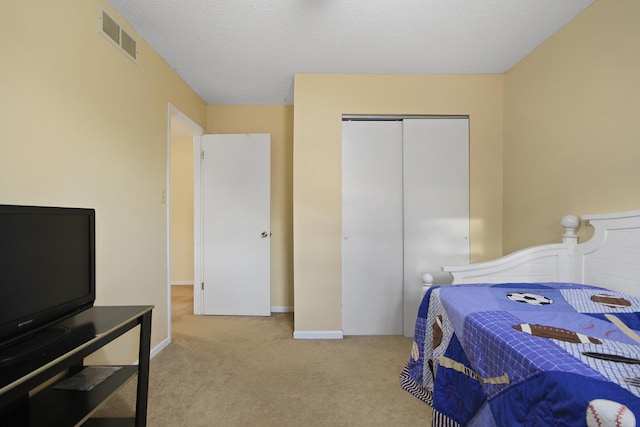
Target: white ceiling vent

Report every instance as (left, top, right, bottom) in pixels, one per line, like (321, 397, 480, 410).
(100, 8, 137, 62)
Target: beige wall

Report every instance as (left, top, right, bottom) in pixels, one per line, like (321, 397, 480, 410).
(206, 105, 294, 309)
(503, 0, 640, 252)
(170, 137, 195, 284)
(292, 74, 504, 333)
(7, 0, 630, 349)
(0, 1, 206, 362)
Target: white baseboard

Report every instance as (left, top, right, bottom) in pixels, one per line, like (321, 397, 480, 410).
(150, 337, 171, 359)
(293, 330, 343, 340)
(271, 306, 293, 313)
(171, 281, 193, 286)
(132, 336, 170, 365)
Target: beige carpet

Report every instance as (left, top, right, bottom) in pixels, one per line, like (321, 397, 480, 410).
(95, 286, 431, 426)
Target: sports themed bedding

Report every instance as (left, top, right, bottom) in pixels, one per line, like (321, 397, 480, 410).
(400, 283, 640, 426)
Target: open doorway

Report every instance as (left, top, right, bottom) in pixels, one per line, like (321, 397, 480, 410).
(167, 104, 202, 340)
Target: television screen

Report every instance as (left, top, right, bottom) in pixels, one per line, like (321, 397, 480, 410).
(0, 205, 95, 347)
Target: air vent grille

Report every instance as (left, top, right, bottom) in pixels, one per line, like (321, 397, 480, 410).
(101, 10, 120, 44)
(100, 8, 137, 62)
(120, 30, 137, 59)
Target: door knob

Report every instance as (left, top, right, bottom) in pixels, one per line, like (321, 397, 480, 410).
(260, 231, 269, 238)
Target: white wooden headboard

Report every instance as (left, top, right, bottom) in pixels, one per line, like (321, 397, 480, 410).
(422, 210, 640, 297)
(574, 210, 640, 294)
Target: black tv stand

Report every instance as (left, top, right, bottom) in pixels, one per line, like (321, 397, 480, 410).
(0, 326, 71, 366)
(0, 306, 153, 427)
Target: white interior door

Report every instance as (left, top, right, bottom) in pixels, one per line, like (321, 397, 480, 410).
(402, 118, 469, 334)
(202, 134, 270, 316)
(342, 121, 404, 335)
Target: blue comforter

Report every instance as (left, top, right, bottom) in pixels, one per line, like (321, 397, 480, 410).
(400, 283, 640, 426)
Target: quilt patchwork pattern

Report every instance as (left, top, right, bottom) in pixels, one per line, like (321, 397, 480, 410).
(400, 283, 640, 426)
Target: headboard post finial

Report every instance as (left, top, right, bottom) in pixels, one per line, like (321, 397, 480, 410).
(422, 273, 434, 286)
(421, 273, 434, 298)
(561, 215, 579, 244)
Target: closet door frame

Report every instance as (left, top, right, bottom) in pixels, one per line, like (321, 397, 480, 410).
(341, 115, 469, 336)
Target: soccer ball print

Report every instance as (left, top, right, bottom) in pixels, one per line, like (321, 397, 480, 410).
(507, 292, 554, 306)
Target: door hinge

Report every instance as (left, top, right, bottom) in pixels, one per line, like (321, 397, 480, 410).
(201, 282, 205, 290)
(201, 151, 204, 159)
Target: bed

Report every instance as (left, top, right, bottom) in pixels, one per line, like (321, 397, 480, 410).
(400, 210, 640, 426)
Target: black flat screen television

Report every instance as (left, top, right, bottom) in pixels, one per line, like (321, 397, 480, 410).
(0, 204, 95, 350)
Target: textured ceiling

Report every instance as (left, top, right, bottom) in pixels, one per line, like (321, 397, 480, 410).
(108, 0, 595, 105)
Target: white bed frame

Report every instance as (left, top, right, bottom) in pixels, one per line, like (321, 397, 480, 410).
(422, 210, 640, 297)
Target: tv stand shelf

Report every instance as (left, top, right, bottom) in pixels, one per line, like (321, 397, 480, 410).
(0, 306, 153, 427)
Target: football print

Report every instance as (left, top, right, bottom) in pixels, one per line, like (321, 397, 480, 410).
(513, 323, 602, 344)
(590, 293, 632, 308)
(507, 292, 554, 306)
(433, 315, 443, 349)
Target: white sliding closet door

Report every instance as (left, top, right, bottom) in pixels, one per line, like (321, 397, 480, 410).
(342, 121, 404, 335)
(402, 119, 469, 334)
(342, 117, 469, 336)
